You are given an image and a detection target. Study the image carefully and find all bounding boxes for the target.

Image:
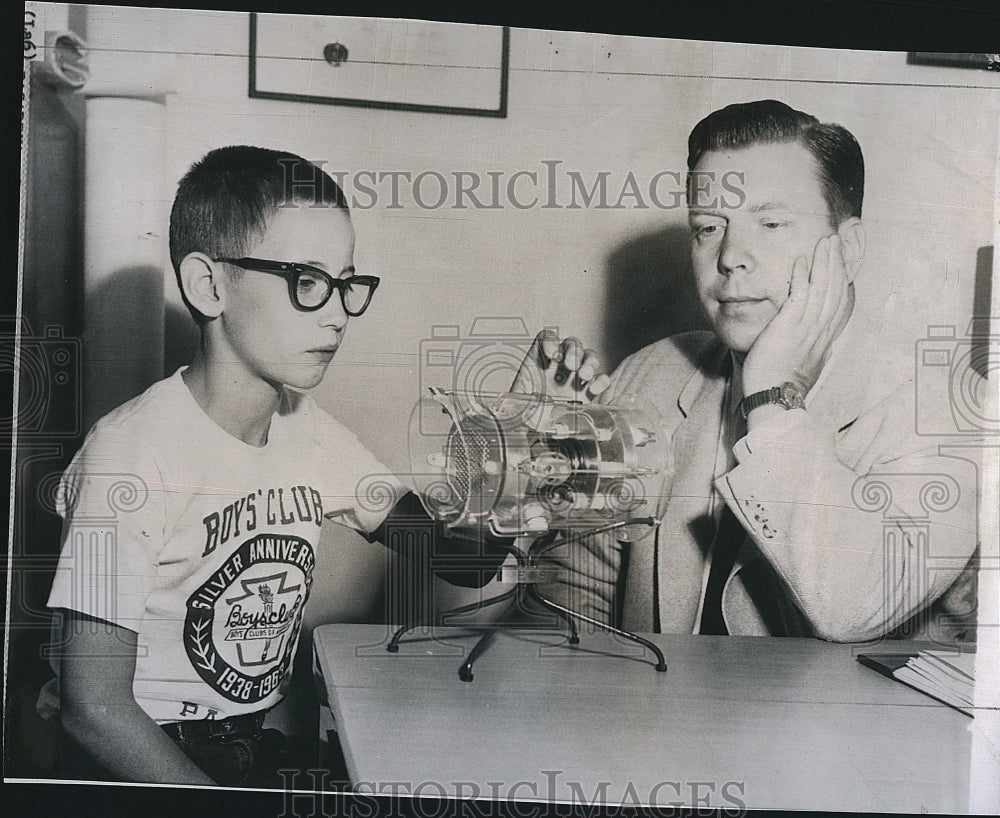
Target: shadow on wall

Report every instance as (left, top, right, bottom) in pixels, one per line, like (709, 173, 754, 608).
(974, 245, 993, 321)
(84, 266, 164, 427)
(970, 244, 995, 378)
(165, 303, 201, 376)
(604, 223, 708, 371)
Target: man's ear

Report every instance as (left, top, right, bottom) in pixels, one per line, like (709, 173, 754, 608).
(179, 253, 225, 319)
(836, 217, 865, 283)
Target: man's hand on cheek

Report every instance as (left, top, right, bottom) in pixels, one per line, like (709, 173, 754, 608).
(741, 234, 852, 400)
(511, 329, 611, 403)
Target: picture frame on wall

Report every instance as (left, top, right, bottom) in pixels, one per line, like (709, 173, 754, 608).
(249, 12, 509, 117)
(907, 52, 1000, 70)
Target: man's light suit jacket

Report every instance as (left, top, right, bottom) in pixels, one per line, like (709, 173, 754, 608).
(543, 310, 981, 642)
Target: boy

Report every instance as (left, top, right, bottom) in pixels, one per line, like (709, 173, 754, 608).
(39, 146, 588, 786)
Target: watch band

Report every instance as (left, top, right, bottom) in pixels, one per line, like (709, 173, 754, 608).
(738, 382, 806, 420)
(739, 386, 782, 420)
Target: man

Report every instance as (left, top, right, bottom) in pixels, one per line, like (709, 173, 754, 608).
(537, 99, 980, 642)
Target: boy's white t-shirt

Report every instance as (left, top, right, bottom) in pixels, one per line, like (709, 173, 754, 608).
(43, 368, 403, 724)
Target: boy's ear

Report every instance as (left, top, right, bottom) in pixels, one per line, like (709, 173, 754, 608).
(836, 217, 865, 283)
(179, 253, 225, 319)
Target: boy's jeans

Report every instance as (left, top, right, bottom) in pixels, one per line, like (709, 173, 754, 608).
(162, 712, 288, 787)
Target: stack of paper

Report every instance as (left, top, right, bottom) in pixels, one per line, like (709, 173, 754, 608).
(893, 650, 975, 711)
(858, 649, 976, 716)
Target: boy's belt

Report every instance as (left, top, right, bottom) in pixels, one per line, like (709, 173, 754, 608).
(161, 711, 265, 742)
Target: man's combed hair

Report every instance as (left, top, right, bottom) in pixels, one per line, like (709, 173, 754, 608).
(686, 99, 864, 226)
(168, 145, 348, 323)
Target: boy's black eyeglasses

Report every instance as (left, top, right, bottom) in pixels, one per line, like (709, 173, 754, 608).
(213, 257, 380, 316)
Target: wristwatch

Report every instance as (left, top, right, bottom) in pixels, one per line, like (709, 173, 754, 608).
(738, 381, 806, 420)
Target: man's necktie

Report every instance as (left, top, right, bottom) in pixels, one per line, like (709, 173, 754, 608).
(698, 504, 746, 635)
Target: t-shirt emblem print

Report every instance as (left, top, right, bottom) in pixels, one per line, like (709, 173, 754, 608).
(184, 532, 315, 703)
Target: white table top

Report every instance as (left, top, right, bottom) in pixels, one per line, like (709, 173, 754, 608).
(313, 624, 985, 812)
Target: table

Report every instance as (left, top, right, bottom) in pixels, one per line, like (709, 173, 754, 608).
(313, 624, 986, 812)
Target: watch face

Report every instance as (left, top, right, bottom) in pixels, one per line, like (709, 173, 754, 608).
(780, 382, 806, 409)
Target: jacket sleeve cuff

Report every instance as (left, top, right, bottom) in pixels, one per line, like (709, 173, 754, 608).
(733, 407, 813, 464)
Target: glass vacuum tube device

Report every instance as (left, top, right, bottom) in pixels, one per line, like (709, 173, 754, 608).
(408, 389, 665, 537)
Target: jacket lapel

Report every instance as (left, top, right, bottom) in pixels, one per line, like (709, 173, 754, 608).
(652, 342, 730, 633)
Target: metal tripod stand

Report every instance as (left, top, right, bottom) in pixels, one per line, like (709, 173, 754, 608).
(386, 519, 668, 681)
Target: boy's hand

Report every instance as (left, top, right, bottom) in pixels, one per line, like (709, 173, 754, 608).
(511, 329, 611, 403)
(741, 234, 852, 403)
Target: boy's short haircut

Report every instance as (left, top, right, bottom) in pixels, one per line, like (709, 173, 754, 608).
(686, 99, 864, 228)
(168, 145, 349, 324)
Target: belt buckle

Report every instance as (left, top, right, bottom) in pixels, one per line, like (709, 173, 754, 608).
(211, 719, 237, 739)
(172, 720, 195, 742)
